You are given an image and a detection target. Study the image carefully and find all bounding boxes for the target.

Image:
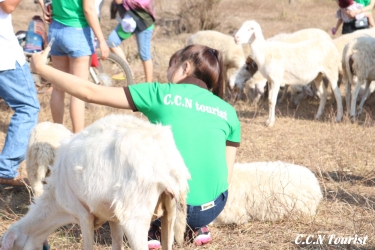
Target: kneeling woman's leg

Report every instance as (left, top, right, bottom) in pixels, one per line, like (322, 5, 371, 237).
(185, 190, 228, 245)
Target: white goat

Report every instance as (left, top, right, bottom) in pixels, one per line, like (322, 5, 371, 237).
(342, 36, 375, 121)
(235, 28, 332, 106)
(26, 122, 73, 197)
(235, 20, 343, 127)
(213, 161, 323, 224)
(1, 114, 190, 250)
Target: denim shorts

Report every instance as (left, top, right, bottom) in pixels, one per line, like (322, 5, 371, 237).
(107, 24, 153, 61)
(48, 20, 94, 58)
(153, 190, 228, 230)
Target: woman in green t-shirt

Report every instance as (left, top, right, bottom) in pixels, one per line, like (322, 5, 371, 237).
(339, 0, 375, 33)
(31, 44, 241, 249)
(36, 0, 109, 133)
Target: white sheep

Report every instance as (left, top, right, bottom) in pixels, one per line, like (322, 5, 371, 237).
(1, 114, 190, 250)
(186, 30, 246, 100)
(26, 121, 73, 197)
(235, 20, 343, 127)
(213, 161, 323, 224)
(342, 36, 375, 121)
(234, 28, 332, 105)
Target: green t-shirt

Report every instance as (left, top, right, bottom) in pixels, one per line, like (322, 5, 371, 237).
(356, 0, 371, 7)
(52, 0, 89, 28)
(126, 80, 241, 205)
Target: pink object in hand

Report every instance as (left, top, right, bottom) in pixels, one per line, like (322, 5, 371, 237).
(331, 28, 337, 35)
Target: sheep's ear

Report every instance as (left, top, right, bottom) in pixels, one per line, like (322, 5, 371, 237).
(1, 231, 17, 250)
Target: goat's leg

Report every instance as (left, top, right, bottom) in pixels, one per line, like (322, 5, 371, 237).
(277, 84, 289, 104)
(357, 80, 371, 115)
(314, 74, 327, 119)
(266, 80, 280, 127)
(345, 77, 351, 116)
(350, 80, 363, 122)
(78, 212, 95, 250)
(160, 193, 176, 250)
(122, 218, 150, 250)
(109, 221, 124, 250)
(327, 74, 343, 122)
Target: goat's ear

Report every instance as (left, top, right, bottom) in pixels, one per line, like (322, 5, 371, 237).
(1, 230, 17, 250)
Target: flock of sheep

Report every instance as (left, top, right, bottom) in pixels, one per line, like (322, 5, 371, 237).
(188, 21, 375, 127)
(5, 18, 374, 249)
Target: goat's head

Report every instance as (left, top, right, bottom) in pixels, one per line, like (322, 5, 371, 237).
(234, 20, 262, 45)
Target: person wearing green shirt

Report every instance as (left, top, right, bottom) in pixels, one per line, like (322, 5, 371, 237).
(339, 0, 375, 33)
(30, 44, 241, 249)
(36, 0, 109, 133)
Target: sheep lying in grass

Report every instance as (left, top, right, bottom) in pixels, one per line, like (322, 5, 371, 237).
(26, 122, 73, 197)
(213, 161, 322, 224)
(187, 30, 246, 101)
(234, 28, 332, 106)
(235, 20, 343, 127)
(342, 36, 375, 122)
(1, 114, 190, 250)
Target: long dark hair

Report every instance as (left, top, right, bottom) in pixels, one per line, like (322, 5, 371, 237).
(168, 44, 225, 99)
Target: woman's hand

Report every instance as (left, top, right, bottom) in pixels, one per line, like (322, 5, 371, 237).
(30, 47, 51, 74)
(99, 39, 110, 60)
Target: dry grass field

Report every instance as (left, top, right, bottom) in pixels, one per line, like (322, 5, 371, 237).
(1, 0, 375, 249)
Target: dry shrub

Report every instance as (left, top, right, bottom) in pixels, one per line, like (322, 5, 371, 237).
(177, 0, 223, 33)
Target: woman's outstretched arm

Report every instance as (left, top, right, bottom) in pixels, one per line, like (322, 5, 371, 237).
(30, 47, 130, 109)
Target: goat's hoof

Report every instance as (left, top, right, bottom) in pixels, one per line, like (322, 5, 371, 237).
(350, 116, 356, 123)
(265, 120, 274, 127)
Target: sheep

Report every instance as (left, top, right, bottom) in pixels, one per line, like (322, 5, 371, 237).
(332, 28, 375, 115)
(213, 161, 323, 224)
(234, 28, 332, 105)
(26, 121, 73, 197)
(342, 36, 375, 121)
(234, 20, 343, 127)
(186, 30, 246, 101)
(1, 114, 190, 250)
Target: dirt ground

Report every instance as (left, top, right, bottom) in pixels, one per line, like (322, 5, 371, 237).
(1, 0, 375, 249)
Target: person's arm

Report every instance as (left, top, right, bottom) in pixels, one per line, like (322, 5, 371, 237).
(30, 47, 130, 109)
(226, 146, 237, 184)
(0, 0, 21, 14)
(36, 0, 52, 23)
(332, 18, 343, 35)
(83, 0, 110, 59)
(346, 0, 375, 19)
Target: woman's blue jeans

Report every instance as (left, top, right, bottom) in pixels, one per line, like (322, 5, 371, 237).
(0, 62, 40, 178)
(153, 190, 228, 230)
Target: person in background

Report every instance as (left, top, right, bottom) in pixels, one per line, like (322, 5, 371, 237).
(31, 44, 240, 249)
(108, 0, 154, 82)
(36, 0, 110, 133)
(333, 0, 375, 34)
(0, 0, 40, 187)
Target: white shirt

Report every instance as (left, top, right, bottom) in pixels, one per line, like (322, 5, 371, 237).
(0, 0, 26, 71)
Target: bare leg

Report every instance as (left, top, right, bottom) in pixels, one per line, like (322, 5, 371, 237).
(142, 59, 153, 82)
(110, 46, 134, 78)
(110, 46, 127, 63)
(69, 56, 91, 133)
(50, 55, 69, 124)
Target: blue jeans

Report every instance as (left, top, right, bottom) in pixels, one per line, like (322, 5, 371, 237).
(0, 62, 40, 178)
(107, 24, 153, 61)
(48, 20, 94, 58)
(153, 190, 228, 230)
